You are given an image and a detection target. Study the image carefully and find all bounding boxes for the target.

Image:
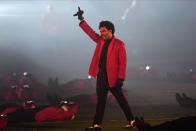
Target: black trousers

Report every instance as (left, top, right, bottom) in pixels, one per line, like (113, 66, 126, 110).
(7, 108, 42, 125)
(93, 70, 134, 125)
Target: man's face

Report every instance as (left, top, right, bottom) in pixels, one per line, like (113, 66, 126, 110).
(99, 27, 112, 40)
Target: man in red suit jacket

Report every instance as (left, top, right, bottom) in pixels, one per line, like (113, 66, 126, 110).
(74, 7, 134, 129)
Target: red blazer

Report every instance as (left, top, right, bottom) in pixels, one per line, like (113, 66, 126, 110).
(79, 20, 127, 87)
(35, 105, 78, 122)
(0, 107, 19, 116)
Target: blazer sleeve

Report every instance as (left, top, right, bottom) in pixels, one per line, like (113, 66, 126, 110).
(79, 20, 100, 43)
(118, 43, 127, 80)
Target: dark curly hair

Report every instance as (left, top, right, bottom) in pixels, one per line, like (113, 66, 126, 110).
(99, 20, 115, 34)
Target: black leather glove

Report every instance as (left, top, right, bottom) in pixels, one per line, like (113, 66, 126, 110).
(73, 6, 84, 21)
(115, 79, 124, 87)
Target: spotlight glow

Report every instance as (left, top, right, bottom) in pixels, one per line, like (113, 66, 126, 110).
(189, 69, 193, 72)
(121, 0, 137, 20)
(145, 65, 151, 71)
(88, 75, 92, 79)
(131, 0, 137, 8)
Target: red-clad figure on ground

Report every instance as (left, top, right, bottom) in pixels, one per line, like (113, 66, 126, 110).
(0, 100, 78, 130)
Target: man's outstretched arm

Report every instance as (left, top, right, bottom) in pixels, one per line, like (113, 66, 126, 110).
(74, 7, 100, 43)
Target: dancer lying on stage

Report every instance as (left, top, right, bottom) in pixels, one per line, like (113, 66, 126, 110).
(0, 100, 78, 130)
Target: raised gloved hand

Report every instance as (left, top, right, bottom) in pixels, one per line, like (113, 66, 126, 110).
(115, 79, 124, 87)
(73, 6, 84, 21)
